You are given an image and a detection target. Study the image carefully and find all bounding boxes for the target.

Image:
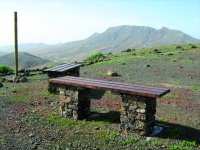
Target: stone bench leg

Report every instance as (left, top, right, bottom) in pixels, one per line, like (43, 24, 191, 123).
(120, 95, 156, 135)
(58, 86, 90, 120)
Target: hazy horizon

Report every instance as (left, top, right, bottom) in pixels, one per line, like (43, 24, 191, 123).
(0, 0, 200, 47)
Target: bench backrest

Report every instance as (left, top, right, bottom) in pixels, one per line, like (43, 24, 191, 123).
(49, 76, 170, 98)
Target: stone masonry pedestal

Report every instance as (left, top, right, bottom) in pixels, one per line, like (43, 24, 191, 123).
(54, 84, 157, 136)
(58, 86, 90, 120)
(120, 94, 156, 135)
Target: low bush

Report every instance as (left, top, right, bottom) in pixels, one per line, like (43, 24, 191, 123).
(83, 52, 108, 65)
(0, 65, 13, 75)
(84, 52, 104, 62)
(191, 45, 197, 49)
(164, 52, 174, 56)
(176, 45, 182, 49)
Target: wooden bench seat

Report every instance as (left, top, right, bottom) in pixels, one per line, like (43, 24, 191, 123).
(49, 76, 169, 98)
(49, 76, 170, 135)
(43, 63, 81, 92)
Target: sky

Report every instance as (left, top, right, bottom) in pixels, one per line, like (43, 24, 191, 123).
(0, 0, 200, 46)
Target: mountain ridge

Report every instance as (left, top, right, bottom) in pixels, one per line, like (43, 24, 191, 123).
(0, 52, 50, 69)
(1, 25, 199, 62)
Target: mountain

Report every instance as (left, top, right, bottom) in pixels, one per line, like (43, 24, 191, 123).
(1, 25, 200, 62)
(0, 51, 7, 56)
(0, 52, 50, 69)
(0, 43, 50, 53)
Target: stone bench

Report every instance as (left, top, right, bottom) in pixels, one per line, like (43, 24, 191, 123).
(49, 76, 170, 135)
(43, 63, 81, 92)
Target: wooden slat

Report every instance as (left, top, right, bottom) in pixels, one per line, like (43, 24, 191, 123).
(43, 63, 80, 72)
(49, 76, 170, 98)
(48, 64, 77, 72)
(58, 76, 168, 93)
(56, 64, 80, 72)
(44, 64, 70, 71)
(54, 77, 169, 96)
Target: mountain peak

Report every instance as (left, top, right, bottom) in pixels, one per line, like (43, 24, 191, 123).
(159, 27, 169, 30)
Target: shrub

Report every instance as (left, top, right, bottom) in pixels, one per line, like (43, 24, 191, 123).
(122, 48, 134, 53)
(164, 52, 174, 56)
(0, 65, 13, 75)
(83, 52, 104, 63)
(176, 45, 182, 49)
(191, 45, 197, 49)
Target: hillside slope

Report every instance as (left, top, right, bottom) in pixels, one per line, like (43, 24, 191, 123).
(1, 25, 199, 62)
(30, 25, 200, 61)
(0, 51, 7, 56)
(0, 43, 199, 149)
(0, 52, 50, 69)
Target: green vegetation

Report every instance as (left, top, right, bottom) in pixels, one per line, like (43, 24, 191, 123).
(83, 52, 109, 65)
(83, 52, 104, 62)
(163, 93, 178, 100)
(190, 85, 200, 91)
(0, 43, 200, 149)
(0, 64, 13, 75)
(169, 140, 196, 150)
(163, 52, 175, 56)
(97, 130, 117, 143)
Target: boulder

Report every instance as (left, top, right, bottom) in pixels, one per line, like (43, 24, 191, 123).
(107, 70, 119, 76)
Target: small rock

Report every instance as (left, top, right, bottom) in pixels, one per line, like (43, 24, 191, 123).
(12, 90, 17, 93)
(13, 76, 20, 82)
(136, 109, 146, 113)
(0, 82, 3, 88)
(145, 64, 151, 67)
(160, 145, 167, 149)
(29, 133, 34, 137)
(31, 144, 38, 150)
(0, 78, 6, 82)
(75, 130, 79, 134)
(107, 70, 119, 76)
(146, 137, 151, 141)
(94, 127, 100, 130)
(19, 76, 28, 82)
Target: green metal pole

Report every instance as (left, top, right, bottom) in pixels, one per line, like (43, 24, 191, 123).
(14, 11, 18, 77)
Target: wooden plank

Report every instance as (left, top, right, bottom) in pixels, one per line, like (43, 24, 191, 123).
(58, 76, 168, 93)
(57, 77, 166, 95)
(56, 64, 80, 72)
(49, 78, 162, 98)
(56, 77, 169, 96)
(49, 77, 170, 98)
(48, 64, 76, 72)
(44, 64, 70, 72)
(44, 63, 80, 72)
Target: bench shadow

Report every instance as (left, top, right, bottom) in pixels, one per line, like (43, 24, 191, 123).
(155, 120, 200, 144)
(86, 112, 200, 144)
(89, 89, 106, 99)
(87, 111, 120, 123)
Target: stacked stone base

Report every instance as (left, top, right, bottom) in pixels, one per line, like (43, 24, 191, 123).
(120, 95, 156, 135)
(58, 86, 90, 120)
(55, 85, 157, 136)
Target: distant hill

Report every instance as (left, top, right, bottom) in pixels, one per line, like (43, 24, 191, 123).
(0, 51, 7, 56)
(0, 43, 50, 53)
(0, 52, 50, 69)
(1, 25, 200, 62)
